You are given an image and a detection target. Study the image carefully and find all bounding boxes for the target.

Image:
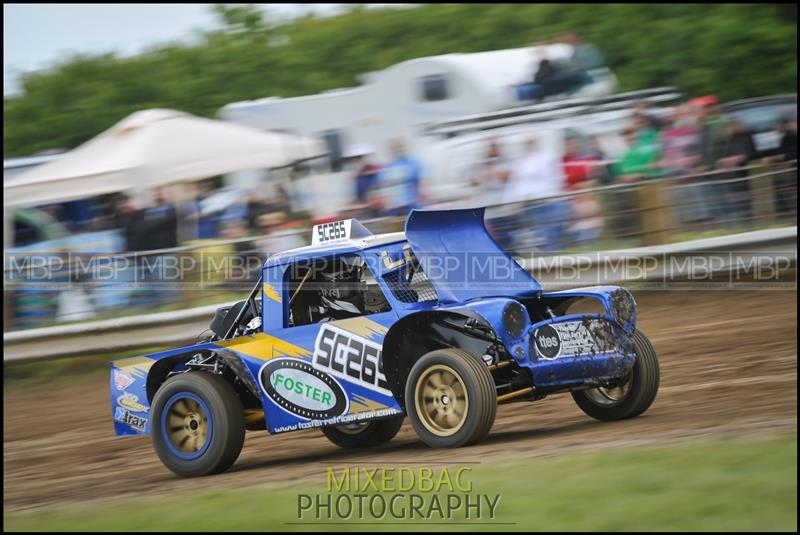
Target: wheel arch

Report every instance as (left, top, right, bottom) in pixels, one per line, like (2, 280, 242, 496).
(146, 349, 265, 427)
(382, 309, 499, 409)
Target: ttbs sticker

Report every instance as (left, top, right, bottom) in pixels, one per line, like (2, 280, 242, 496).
(535, 324, 561, 359)
(535, 320, 612, 359)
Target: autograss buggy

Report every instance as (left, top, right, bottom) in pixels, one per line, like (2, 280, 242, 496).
(110, 208, 659, 476)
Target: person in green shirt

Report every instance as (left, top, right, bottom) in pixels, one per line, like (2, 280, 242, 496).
(602, 114, 664, 240)
(614, 114, 663, 182)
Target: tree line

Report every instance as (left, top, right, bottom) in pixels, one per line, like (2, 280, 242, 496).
(4, 3, 797, 157)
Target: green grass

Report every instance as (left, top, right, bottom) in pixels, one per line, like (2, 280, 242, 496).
(5, 434, 796, 532)
(3, 346, 168, 386)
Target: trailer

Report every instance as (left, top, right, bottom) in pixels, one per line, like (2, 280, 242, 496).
(220, 45, 618, 166)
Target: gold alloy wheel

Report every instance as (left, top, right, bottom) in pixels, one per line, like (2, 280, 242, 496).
(414, 364, 469, 437)
(166, 397, 209, 454)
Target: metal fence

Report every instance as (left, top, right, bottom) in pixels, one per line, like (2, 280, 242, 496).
(485, 161, 797, 255)
(3, 162, 796, 332)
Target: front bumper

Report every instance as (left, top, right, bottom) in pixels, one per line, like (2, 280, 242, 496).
(519, 315, 636, 390)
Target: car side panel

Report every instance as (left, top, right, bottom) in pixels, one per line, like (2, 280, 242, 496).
(223, 312, 404, 434)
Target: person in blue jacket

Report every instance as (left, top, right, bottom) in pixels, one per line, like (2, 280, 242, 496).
(378, 138, 423, 217)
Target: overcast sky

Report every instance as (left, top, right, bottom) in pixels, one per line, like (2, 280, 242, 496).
(3, 4, 361, 95)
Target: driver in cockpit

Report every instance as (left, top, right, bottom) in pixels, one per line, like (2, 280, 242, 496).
(290, 256, 388, 326)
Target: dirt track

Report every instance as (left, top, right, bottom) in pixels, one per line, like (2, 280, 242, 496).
(4, 290, 797, 511)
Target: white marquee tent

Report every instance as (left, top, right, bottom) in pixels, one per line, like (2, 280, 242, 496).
(3, 108, 327, 208)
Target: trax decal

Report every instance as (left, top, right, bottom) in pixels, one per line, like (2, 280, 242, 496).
(260, 358, 348, 420)
(115, 407, 148, 432)
(313, 323, 392, 396)
(116, 392, 147, 413)
(113, 369, 135, 390)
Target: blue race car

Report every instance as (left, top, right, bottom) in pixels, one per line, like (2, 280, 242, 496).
(110, 208, 659, 476)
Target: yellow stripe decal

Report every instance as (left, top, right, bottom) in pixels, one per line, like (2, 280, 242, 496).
(331, 317, 389, 340)
(262, 282, 282, 303)
(112, 356, 156, 377)
(350, 393, 389, 413)
(216, 333, 311, 360)
(112, 356, 154, 368)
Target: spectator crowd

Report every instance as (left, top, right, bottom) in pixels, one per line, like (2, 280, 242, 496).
(18, 92, 797, 261)
(27, 94, 797, 258)
(451, 95, 797, 252)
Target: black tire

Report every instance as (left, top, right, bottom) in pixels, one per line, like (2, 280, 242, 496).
(321, 415, 405, 449)
(404, 348, 497, 448)
(572, 330, 660, 421)
(151, 372, 246, 477)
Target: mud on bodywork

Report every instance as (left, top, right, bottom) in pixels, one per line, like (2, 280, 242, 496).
(515, 286, 640, 390)
(529, 316, 627, 361)
(381, 288, 638, 402)
(525, 316, 636, 390)
(539, 286, 637, 335)
(608, 288, 637, 335)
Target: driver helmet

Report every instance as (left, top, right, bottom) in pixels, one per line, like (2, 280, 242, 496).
(318, 257, 365, 315)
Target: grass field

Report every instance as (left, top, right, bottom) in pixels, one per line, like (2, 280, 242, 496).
(3, 346, 167, 385)
(5, 434, 796, 532)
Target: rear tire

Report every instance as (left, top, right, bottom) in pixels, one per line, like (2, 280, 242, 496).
(321, 415, 405, 449)
(572, 330, 660, 421)
(405, 348, 497, 448)
(151, 372, 245, 477)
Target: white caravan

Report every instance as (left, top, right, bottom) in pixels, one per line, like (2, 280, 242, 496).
(220, 44, 617, 165)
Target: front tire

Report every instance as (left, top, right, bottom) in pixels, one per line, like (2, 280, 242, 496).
(572, 330, 660, 421)
(151, 372, 245, 477)
(405, 348, 497, 448)
(321, 415, 405, 449)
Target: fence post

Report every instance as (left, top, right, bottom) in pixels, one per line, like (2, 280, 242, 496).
(637, 181, 671, 246)
(598, 188, 617, 243)
(749, 163, 777, 227)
